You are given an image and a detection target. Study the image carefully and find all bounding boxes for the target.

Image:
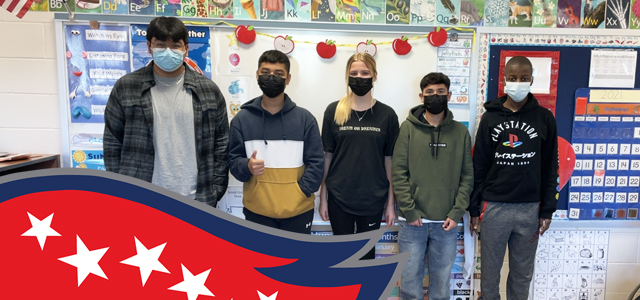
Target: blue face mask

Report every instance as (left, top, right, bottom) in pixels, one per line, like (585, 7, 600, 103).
(152, 47, 185, 72)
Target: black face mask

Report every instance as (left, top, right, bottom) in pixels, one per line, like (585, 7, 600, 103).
(348, 76, 373, 96)
(423, 95, 448, 115)
(258, 75, 286, 98)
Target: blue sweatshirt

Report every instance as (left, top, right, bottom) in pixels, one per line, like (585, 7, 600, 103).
(228, 94, 324, 218)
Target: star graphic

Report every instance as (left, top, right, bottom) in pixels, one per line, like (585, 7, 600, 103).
(21, 212, 61, 250)
(168, 264, 214, 300)
(120, 237, 170, 286)
(226, 33, 239, 47)
(58, 235, 109, 286)
(258, 291, 279, 300)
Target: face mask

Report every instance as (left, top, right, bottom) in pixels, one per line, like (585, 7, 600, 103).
(423, 94, 448, 115)
(348, 77, 373, 96)
(152, 47, 185, 72)
(504, 82, 531, 102)
(258, 75, 287, 98)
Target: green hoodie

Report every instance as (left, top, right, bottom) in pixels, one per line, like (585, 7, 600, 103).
(392, 105, 474, 223)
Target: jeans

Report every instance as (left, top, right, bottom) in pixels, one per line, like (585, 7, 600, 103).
(398, 221, 458, 300)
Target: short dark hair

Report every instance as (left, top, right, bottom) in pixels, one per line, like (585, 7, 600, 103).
(258, 50, 290, 74)
(420, 72, 450, 91)
(146, 17, 189, 45)
(505, 56, 533, 73)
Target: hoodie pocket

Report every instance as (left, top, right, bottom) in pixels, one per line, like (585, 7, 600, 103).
(245, 180, 310, 218)
(485, 171, 536, 197)
(413, 187, 454, 220)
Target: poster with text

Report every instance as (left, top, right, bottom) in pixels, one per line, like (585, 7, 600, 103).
(209, 0, 234, 17)
(311, 0, 336, 21)
(30, 0, 49, 11)
(435, 0, 460, 26)
(72, 150, 106, 170)
(130, 25, 211, 79)
(284, 0, 312, 21)
(103, 0, 130, 13)
(155, 0, 181, 15)
(65, 25, 131, 124)
(532, 0, 557, 27)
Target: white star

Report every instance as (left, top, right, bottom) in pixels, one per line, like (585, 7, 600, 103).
(258, 291, 279, 300)
(58, 235, 109, 286)
(21, 212, 61, 250)
(120, 237, 170, 286)
(168, 264, 214, 300)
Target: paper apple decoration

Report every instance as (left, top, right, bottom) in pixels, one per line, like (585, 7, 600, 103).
(428, 26, 448, 47)
(356, 40, 377, 56)
(274, 35, 295, 54)
(392, 36, 412, 55)
(316, 39, 336, 59)
(558, 137, 576, 191)
(235, 25, 256, 44)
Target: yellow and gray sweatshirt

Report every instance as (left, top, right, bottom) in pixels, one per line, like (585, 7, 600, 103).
(228, 94, 324, 219)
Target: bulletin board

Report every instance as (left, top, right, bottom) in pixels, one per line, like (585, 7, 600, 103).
(486, 44, 640, 213)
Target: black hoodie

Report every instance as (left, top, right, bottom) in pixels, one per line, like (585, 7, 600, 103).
(469, 94, 558, 219)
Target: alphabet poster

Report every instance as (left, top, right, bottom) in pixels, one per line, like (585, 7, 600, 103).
(532, 230, 609, 300)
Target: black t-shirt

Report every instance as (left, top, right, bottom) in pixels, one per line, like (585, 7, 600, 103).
(322, 100, 400, 216)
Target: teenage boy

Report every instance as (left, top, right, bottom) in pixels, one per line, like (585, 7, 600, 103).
(469, 56, 558, 300)
(104, 16, 229, 206)
(392, 72, 473, 300)
(228, 50, 324, 234)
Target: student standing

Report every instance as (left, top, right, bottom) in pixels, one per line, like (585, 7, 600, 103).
(469, 56, 558, 300)
(228, 50, 324, 234)
(392, 72, 473, 300)
(104, 16, 229, 206)
(318, 53, 399, 260)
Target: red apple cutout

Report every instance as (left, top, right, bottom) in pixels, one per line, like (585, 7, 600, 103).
(235, 25, 256, 44)
(558, 137, 576, 191)
(274, 35, 295, 54)
(316, 39, 336, 59)
(392, 36, 412, 55)
(428, 26, 448, 47)
(356, 40, 377, 56)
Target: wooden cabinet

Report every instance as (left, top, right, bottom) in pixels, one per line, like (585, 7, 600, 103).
(0, 154, 60, 177)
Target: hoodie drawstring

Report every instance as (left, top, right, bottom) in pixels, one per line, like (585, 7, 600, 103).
(262, 110, 268, 145)
(280, 110, 286, 140)
(436, 127, 441, 159)
(429, 127, 442, 160)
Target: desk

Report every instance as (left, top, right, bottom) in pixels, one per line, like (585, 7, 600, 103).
(0, 154, 60, 176)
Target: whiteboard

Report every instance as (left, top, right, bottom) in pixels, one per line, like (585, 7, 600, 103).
(211, 27, 471, 131)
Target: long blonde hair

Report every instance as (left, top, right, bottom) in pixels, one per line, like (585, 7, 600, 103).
(334, 53, 378, 126)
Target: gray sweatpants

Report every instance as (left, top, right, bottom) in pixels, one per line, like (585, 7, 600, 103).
(480, 202, 540, 300)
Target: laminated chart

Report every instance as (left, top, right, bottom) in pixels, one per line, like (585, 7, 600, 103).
(65, 25, 131, 123)
(568, 88, 640, 220)
(436, 37, 472, 104)
(532, 230, 609, 300)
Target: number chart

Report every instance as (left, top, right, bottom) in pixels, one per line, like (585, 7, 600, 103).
(568, 88, 640, 220)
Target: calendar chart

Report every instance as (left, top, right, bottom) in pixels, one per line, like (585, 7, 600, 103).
(568, 88, 640, 220)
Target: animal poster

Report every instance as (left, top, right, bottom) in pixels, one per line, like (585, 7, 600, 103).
(581, 0, 605, 27)
(532, 230, 609, 300)
(386, 0, 410, 23)
(103, 0, 129, 14)
(557, 0, 581, 26)
(311, 0, 336, 21)
(508, 0, 533, 27)
(631, 0, 640, 28)
(284, 0, 312, 21)
(605, 0, 631, 28)
(260, 0, 285, 19)
(129, 0, 155, 14)
(336, 0, 360, 22)
(29, 0, 49, 11)
(360, 0, 385, 23)
(460, 0, 484, 26)
(156, 0, 181, 15)
(65, 25, 131, 124)
(532, 0, 558, 27)
(410, 0, 435, 24)
(209, 0, 234, 17)
(484, 0, 509, 26)
(435, 0, 461, 25)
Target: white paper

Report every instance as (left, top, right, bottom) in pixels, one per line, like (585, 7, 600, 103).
(505, 56, 552, 94)
(589, 49, 637, 88)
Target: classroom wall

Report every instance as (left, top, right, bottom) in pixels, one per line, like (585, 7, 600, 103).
(0, 11, 61, 155)
(1, 11, 639, 299)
